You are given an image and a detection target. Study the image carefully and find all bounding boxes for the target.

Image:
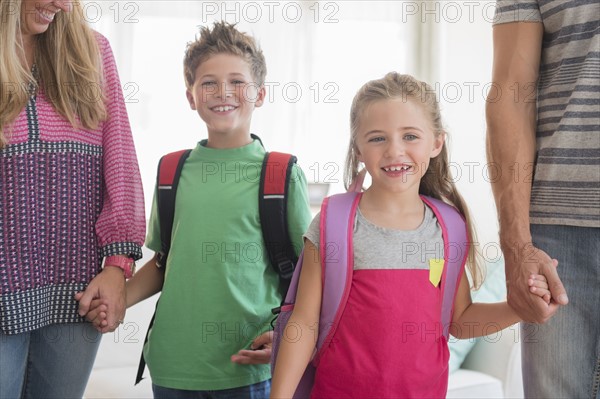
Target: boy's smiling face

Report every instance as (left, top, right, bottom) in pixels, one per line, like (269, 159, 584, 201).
(186, 53, 265, 148)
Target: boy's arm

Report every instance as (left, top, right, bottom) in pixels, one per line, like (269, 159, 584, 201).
(270, 240, 322, 399)
(126, 253, 164, 307)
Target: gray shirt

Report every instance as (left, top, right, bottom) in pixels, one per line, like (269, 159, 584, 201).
(494, 0, 600, 227)
(304, 204, 444, 270)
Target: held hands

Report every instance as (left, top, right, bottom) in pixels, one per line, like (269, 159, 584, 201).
(506, 244, 568, 323)
(231, 331, 274, 365)
(527, 273, 551, 304)
(74, 266, 126, 333)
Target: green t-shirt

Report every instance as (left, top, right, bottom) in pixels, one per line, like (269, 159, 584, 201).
(144, 138, 311, 390)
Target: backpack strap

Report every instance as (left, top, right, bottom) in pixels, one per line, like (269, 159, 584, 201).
(421, 196, 469, 339)
(155, 149, 192, 268)
(270, 191, 359, 398)
(259, 151, 298, 297)
(313, 191, 361, 365)
(135, 149, 190, 385)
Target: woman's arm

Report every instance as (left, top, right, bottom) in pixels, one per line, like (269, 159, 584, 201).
(270, 240, 322, 399)
(79, 253, 165, 330)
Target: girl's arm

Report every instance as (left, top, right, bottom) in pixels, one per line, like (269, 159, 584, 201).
(449, 272, 520, 339)
(126, 253, 164, 308)
(450, 270, 551, 339)
(270, 240, 323, 399)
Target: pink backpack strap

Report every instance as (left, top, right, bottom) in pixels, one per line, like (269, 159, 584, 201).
(313, 191, 361, 365)
(421, 196, 469, 339)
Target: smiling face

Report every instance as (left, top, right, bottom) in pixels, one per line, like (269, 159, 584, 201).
(186, 53, 265, 148)
(20, 0, 71, 39)
(354, 98, 444, 196)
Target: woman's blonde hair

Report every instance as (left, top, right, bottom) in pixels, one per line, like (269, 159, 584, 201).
(344, 72, 483, 288)
(0, 0, 106, 148)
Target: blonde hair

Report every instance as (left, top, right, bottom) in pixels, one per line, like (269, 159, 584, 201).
(345, 72, 483, 288)
(0, 0, 106, 149)
(183, 21, 267, 90)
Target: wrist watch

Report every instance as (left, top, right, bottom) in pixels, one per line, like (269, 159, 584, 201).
(104, 255, 136, 279)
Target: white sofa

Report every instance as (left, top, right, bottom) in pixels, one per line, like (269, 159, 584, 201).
(447, 328, 523, 398)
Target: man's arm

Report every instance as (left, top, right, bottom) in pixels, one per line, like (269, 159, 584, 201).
(486, 21, 568, 323)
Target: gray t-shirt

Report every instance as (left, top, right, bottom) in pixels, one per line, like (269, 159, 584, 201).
(494, 0, 600, 227)
(304, 204, 444, 270)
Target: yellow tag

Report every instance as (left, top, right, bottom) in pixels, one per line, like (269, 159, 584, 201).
(429, 258, 444, 287)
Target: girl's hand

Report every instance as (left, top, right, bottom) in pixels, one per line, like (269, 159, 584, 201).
(528, 274, 551, 304)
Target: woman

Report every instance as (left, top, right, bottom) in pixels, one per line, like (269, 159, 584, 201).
(0, 1, 145, 397)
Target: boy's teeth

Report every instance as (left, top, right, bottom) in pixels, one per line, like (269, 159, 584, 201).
(213, 106, 235, 112)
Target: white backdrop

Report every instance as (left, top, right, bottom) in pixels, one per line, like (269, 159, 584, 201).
(86, 0, 502, 259)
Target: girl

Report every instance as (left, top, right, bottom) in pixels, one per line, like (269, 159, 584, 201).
(270, 72, 550, 398)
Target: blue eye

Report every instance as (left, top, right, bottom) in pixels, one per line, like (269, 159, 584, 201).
(404, 134, 418, 141)
(232, 80, 245, 85)
(201, 81, 216, 87)
(368, 136, 385, 143)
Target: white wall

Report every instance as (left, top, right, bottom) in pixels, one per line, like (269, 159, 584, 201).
(435, 1, 502, 259)
(85, 0, 505, 288)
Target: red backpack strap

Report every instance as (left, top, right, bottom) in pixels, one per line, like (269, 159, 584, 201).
(421, 196, 469, 339)
(156, 149, 192, 268)
(313, 191, 361, 365)
(259, 151, 298, 297)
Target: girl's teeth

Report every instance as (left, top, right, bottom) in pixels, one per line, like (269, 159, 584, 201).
(384, 166, 410, 172)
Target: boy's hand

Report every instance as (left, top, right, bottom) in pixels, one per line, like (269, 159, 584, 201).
(73, 291, 110, 332)
(528, 273, 551, 304)
(231, 331, 273, 365)
(86, 298, 110, 331)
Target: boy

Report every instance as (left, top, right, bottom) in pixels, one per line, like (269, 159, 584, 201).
(86, 22, 311, 398)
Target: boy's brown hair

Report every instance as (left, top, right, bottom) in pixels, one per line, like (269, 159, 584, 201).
(183, 21, 267, 89)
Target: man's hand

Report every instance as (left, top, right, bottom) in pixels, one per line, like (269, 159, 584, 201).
(231, 331, 273, 365)
(505, 243, 568, 323)
(75, 267, 126, 333)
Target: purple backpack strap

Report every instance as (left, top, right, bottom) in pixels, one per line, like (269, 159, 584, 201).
(312, 192, 361, 363)
(270, 192, 359, 398)
(421, 196, 469, 339)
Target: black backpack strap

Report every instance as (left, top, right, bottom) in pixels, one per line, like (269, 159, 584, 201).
(135, 149, 190, 385)
(259, 151, 298, 298)
(156, 149, 192, 268)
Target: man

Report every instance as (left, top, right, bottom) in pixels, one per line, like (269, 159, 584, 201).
(486, 1, 599, 398)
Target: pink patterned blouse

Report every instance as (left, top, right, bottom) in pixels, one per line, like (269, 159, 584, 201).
(0, 32, 146, 335)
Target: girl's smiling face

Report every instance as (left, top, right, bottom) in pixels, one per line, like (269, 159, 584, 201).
(354, 98, 444, 195)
